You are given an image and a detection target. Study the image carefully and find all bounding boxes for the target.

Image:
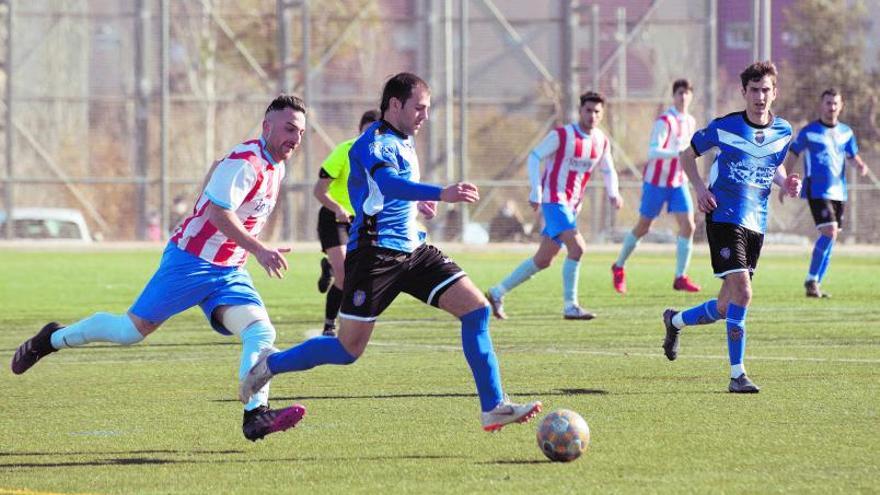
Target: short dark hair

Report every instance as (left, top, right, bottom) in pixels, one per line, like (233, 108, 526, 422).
(359, 109, 380, 130)
(579, 91, 605, 107)
(820, 88, 842, 100)
(265, 94, 307, 116)
(672, 78, 693, 95)
(739, 61, 778, 90)
(380, 73, 430, 118)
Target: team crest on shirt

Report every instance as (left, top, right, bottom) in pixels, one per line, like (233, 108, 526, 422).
(353, 290, 366, 307)
(754, 130, 765, 144)
(719, 247, 731, 260)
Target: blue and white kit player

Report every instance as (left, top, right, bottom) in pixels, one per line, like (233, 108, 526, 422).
(661, 61, 801, 393)
(780, 88, 869, 298)
(239, 73, 541, 432)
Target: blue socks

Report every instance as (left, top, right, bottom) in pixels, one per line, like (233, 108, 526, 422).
(675, 236, 693, 278)
(726, 303, 747, 378)
(50, 312, 144, 349)
(493, 258, 540, 296)
(615, 231, 639, 267)
(267, 335, 356, 374)
(460, 306, 504, 412)
(562, 258, 580, 307)
(239, 320, 276, 411)
(807, 235, 833, 282)
(817, 237, 835, 283)
(676, 299, 720, 328)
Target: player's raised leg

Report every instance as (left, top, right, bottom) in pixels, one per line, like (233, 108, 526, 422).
(438, 276, 541, 431)
(11, 312, 150, 375)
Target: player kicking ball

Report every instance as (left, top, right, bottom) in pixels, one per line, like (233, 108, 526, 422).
(661, 61, 800, 393)
(11, 95, 309, 441)
(240, 73, 541, 432)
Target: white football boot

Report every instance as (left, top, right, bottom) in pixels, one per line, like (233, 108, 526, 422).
(481, 395, 543, 432)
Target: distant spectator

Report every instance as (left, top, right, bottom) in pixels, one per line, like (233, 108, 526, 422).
(489, 200, 526, 242)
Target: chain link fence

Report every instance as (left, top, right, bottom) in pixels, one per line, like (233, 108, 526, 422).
(1, 0, 878, 244)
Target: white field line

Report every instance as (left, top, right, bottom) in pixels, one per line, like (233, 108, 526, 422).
(367, 340, 880, 365)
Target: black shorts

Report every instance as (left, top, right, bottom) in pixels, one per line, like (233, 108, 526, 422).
(808, 198, 845, 229)
(705, 217, 764, 279)
(317, 206, 353, 252)
(339, 244, 466, 320)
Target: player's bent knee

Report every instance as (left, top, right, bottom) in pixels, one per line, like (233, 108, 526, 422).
(220, 305, 270, 336)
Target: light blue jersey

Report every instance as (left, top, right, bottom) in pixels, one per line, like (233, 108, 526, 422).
(691, 111, 792, 234)
(348, 121, 426, 253)
(789, 120, 858, 201)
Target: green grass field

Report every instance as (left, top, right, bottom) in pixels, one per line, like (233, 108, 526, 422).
(1, 246, 878, 494)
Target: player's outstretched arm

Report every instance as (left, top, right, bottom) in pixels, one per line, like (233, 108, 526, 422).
(372, 166, 443, 201)
(206, 203, 290, 278)
(440, 182, 480, 204)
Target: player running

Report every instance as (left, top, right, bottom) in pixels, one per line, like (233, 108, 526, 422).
(313, 109, 380, 336)
(611, 79, 701, 294)
(779, 88, 869, 298)
(486, 91, 622, 321)
(661, 61, 801, 393)
(239, 73, 542, 432)
(11, 95, 308, 441)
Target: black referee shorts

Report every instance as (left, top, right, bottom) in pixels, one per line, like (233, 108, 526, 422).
(317, 206, 353, 252)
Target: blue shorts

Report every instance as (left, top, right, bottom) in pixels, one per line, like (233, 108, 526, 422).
(129, 243, 264, 335)
(541, 203, 578, 245)
(638, 182, 693, 219)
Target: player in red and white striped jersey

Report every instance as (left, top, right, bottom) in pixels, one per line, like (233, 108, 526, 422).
(611, 79, 702, 294)
(487, 91, 622, 321)
(170, 138, 285, 267)
(11, 95, 308, 442)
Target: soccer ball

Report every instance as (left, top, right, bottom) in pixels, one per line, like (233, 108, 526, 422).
(536, 409, 590, 462)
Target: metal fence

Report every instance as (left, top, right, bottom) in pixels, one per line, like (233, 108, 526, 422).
(1, 0, 879, 243)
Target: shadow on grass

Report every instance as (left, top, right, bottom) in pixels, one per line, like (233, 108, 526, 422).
(211, 388, 610, 403)
(0, 449, 244, 457)
(0, 451, 465, 470)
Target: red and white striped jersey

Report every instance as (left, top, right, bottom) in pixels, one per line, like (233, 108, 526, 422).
(170, 137, 284, 267)
(643, 107, 695, 188)
(528, 124, 618, 208)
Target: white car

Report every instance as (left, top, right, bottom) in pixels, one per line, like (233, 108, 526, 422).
(0, 207, 94, 242)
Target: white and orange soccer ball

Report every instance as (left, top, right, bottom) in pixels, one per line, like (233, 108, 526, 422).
(536, 409, 590, 462)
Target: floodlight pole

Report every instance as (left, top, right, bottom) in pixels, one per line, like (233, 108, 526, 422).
(2, 0, 13, 239)
(160, 0, 170, 239)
